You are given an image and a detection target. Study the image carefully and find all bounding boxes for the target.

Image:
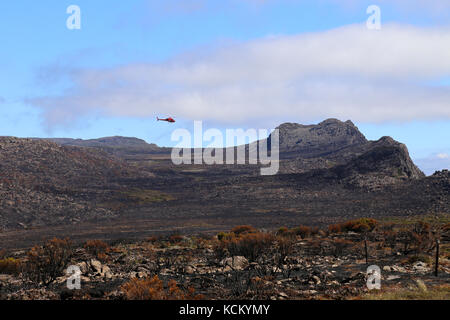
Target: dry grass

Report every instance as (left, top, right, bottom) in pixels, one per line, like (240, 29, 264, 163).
(121, 275, 203, 300)
(363, 283, 450, 300)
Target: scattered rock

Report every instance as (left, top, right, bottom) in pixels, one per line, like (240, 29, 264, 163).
(220, 256, 249, 271)
(413, 262, 429, 273)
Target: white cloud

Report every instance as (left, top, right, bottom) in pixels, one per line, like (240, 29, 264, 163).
(29, 24, 450, 128)
(415, 152, 450, 175)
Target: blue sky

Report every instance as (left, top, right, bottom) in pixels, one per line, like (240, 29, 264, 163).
(0, 0, 449, 174)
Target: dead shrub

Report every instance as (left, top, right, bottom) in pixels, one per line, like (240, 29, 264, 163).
(331, 239, 355, 257)
(397, 222, 435, 255)
(276, 237, 295, 259)
(404, 254, 432, 265)
(230, 225, 256, 235)
(23, 238, 73, 286)
(217, 232, 234, 241)
(0, 258, 22, 275)
(84, 240, 109, 256)
(328, 218, 378, 234)
(146, 236, 160, 243)
(276, 227, 290, 237)
(293, 225, 313, 238)
(328, 224, 342, 234)
(248, 276, 276, 300)
(121, 275, 203, 300)
(223, 232, 275, 261)
(169, 234, 185, 244)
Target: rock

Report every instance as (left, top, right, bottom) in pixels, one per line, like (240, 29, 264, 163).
(101, 265, 111, 276)
(222, 266, 232, 273)
(312, 275, 321, 285)
(185, 265, 195, 274)
(304, 290, 318, 295)
(391, 265, 407, 273)
(220, 256, 249, 271)
(90, 259, 102, 274)
(0, 274, 14, 282)
(278, 292, 288, 299)
(77, 262, 89, 274)
(413, 262, 429, 273)
(160, 268, 171, 276)
(382, 266, 391, 272)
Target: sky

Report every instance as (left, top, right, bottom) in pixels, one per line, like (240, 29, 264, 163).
(0, 0, 449, 175)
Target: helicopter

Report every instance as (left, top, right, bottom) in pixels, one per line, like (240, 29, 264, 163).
(157, 117, 176, 123)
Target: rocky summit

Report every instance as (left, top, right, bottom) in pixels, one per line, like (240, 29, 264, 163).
(276, 119, 368, 158)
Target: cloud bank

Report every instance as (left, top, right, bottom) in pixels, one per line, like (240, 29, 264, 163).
(29, 24, 450, 128)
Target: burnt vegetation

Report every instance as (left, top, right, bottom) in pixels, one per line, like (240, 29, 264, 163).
(0, 119, 449, 300)
(1, 217, 449, 300)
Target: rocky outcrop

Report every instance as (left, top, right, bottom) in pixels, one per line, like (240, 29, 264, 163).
(270, 119, 425, 184)
(275, 119, 368, 159)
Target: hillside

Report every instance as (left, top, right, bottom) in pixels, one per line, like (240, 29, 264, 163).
(0, 137, 146, 230)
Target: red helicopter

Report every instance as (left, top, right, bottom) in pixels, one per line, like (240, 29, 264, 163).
(157, 117, 176, 123)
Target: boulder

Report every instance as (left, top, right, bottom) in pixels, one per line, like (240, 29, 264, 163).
(185, 265, 195, 274)
(220, 256, 249, 271)
(90, 259, 102, 274)
(413, 262, 429, 273)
